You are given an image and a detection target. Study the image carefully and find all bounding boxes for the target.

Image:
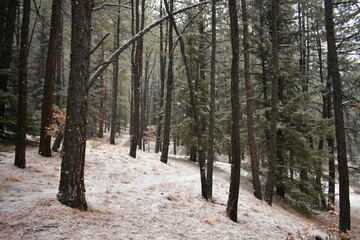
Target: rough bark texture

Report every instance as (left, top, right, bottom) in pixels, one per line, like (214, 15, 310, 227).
(0, 0, 18, 133)
(160, 0, 174, 164)
(129, 0, 144, 157)
(241, 0, 262, 200)
(39, 0, 63, 157)
(137, 0, 146, 150)
(324, 0, 351, 232)
(226, 0, 241, 222)
(110, 2, 121, 145)
(98, 75, 105, 138)
(52, 130, 63, 152)
(264, 0, 279, 206)
(206, 0, 216, 200)
(55, 10, 64, 107)
(316, 27, 328, 210)
(57, 0, 92, 211)
(14, 0, 30, 169)
(155, 2, 166, 154)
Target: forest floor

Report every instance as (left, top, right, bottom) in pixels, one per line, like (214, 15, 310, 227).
(0, 132, 359, 240)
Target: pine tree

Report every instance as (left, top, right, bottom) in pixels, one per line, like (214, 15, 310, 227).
(57, 0, 93, 211)
(15, 0, 31, 169)
(226, 0, 241, 222)
(39, 0, 63, 157)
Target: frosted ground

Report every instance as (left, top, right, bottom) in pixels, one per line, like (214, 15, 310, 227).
(1, 133, 358, 239)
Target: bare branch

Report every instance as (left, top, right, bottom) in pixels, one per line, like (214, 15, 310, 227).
(93, 3, 131, 11)
(87, 0, 211, 91)
(90, 60, 115, 73)
(90, 32, 110, 56)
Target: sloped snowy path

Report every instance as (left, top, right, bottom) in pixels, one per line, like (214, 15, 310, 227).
(0, 133, 345, 239)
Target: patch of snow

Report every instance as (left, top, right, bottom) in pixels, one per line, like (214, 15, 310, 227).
(0, 133, 352, 239)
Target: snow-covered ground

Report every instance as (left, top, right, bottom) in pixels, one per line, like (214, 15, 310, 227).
(0, 133, 358, 239)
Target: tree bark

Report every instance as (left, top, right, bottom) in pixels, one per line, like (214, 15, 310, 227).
(137, 0, 146, 150)
(163, 0, 207, 199)
(57, 0, 93, 211)
(110, 1, 121, 145)
(52, 130, 63, 152)
(226, 0, 241, 222)
(324, 0, 351, 232)
(55, 9, 64, 107)
(39, 0, 63, 157)
(206, 0, 216, 200)
(155, 1, 166, 153)
(160, 0, 174, 164)
(264, 0, 279, 206)
(129, 0, 145, 158)
(241, 0, 262, 200)
(14, 0, 30, 168)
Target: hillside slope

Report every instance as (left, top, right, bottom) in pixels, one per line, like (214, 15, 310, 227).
(0, 133, 342, 239)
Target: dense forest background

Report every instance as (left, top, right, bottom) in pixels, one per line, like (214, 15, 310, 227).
(0, 0, 359, 236)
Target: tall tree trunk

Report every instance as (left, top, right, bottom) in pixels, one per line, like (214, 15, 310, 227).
(164, 0, 207, 199)
(316, 24, 329, 210)
(55, 9, 64, 107)
(14, 0, 30, 168)
(264, 0, 279, 206)
(160, 0, 174, 164)
(110, 2, 121, 145)
(34, 17, 47, 111)
(316, 138, 328, 210)
(57, 0, 93, 211)
(140, 51, 152, 150)
(155, 2, 166, 153)
(0, 0, 18, 133)
(241, 0, 262, 200)
(321, 22, 336, 209)
(137, 0, 146, 150)
(39, 0, 63, 157)
(206, 0, 216, 200)
(226, 0, 241, 222)
(324, 0, 351, 232)
(129, 0, 145, 158)
(98, 54, 106, 138)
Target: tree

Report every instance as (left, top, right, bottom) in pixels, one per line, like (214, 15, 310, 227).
(155, 1, 166, 154)
(240, 0, 262, 200)
(206, 0, 216, 200)
(14, 0, 31, 168)
(110, 1, 121, 145)
(264, 0, 280, 206)
(164, 0, 208, 198)
(98, 47, 106, 139)
(226, 0, 241, 222)
(57, 0, 93, 211)
(0, 0, 18, 134)
(160, 0, 174, 164)
(38, 0, 63, 157)
(129, 0, 145, 158)
(324, 0, 351, 232)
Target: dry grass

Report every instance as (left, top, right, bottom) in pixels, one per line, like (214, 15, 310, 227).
(167, 193, 180, 201)
(120, 179, 131, 184)
(204, 218, 215, 227)
(3, 174, 23, 182)
(0, 182, 12, 192)
(31, 166, 48, 173)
